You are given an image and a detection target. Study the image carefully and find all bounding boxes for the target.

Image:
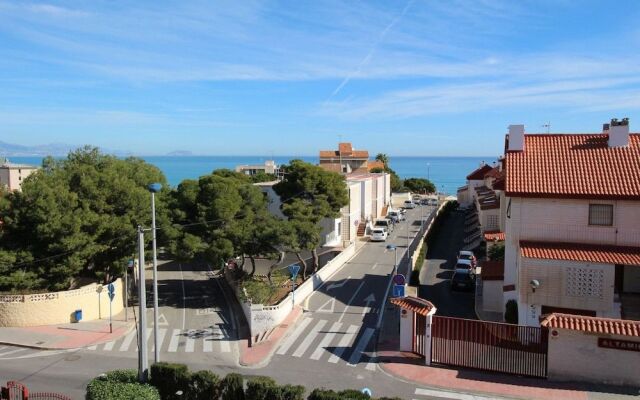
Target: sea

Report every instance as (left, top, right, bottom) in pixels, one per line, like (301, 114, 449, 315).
(8, 155, 495, 195)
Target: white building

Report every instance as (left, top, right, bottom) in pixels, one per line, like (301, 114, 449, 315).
(502, 119, 640, 326)
(235, 160, 279, 177)
(0, 160, 38, 191)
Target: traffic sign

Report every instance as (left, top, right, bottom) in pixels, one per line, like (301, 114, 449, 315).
(288, 264, 300, 279)
(108, 292, 115, 302)
(361, 388, 372, 397)
(393, 274, 406, 286)
(127, 259, 134, 269)
(108, 283, 115, 295)
(392, 284, 405, 297)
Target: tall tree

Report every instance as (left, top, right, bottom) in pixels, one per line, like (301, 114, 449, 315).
(274, 160, 349, 278)
(403, 178, 436, 194)
(374, 153, 402, 192)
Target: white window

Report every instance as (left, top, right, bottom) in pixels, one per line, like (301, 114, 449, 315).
(589, 204, 613, 226)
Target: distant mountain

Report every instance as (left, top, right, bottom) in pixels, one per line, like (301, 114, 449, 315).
(166, 150, 194, 156)
(0, 140, 130, 157)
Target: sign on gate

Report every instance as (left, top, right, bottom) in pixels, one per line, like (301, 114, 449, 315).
(392, 284, 405, 297)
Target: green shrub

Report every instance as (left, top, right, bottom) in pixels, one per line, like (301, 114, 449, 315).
(505, 299, 518, 324)
(377, 398, 403, 400)
(221, 373, 245, 400)
(100, 369, 139, 384)
(188, 370, 222, 400)
(86, 379, 159, 400)
(280, 384, 305, 400)
(245, 376, 277, 400)
(337, 389, 370, 399)
(307, 388, 340, 400)
(150, 362, 190, 400)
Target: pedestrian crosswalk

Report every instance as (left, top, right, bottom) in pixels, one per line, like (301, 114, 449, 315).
(85, 326, 233, 354)
(275, 317, 377, 369)
(413, 387, 504, 400)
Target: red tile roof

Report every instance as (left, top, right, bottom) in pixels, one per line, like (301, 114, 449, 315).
(480, 260, 504, 281)
(367, 160, 385, 171)
(338, 142, 353, 155)
(541, 313, 640, 337)
(466, 164, 493, 180)
(319, 142, 369, 159)
(390, 296, 435, 316)
(520, 241, 640, 266)
(506, 134, 640, 200)
(484, 166, 502, 179)
(484, 231, 505, 241)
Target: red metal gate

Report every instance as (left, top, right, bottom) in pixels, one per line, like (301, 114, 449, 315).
(431, 315, 548, 378)
(413, 312, 427, 356)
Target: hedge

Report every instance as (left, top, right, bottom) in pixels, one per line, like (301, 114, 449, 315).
(85, 370, 159, 400)
(150, 362, 190, 400)
(221, 373, 245, 400)
(189, 370, 222, 400)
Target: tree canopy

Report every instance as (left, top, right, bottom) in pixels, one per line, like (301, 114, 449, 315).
(0, 147, 174, 292)
(403, 178, 436, 194)
(374, 153, 402, 192)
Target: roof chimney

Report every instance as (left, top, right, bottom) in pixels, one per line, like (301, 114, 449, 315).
(608, 118, 629, 147)
(602, 123, 610, 133)
(507, 124, 525, 151)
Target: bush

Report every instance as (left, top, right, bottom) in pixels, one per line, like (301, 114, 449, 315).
(337, 389, 370, 399)
(86, 371, 160, 400)
(221, 373, 245, 400)
(246, 376, 277, 400)
(505, 299, 518, 324)
(150, 362, 190, 400)
(280, 384, 305, 400)
(188, 370, 222, 400)
(307, 389, 340, 400)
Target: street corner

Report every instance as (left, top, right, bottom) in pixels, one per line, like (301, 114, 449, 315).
(239, 305, 304, 368)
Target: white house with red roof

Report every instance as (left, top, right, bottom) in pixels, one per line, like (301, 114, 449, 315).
(503, 118, 640, 326)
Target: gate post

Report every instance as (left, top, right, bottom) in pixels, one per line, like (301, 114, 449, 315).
(424, 308, 436, 365)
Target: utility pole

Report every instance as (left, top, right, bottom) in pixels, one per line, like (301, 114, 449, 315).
(137, 226, 148, 383)
(148, 183, 162, 364)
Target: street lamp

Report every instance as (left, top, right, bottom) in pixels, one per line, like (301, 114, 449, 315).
(386, 244, 398, 275)
(427, 163, 430, 181)
(137, 225, 148, 382)
(148, 183, 162, 364)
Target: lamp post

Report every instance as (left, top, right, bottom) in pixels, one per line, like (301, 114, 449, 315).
(148, 183, 162, 364)
(386, 244, 398, 275)
(137, 225, 148, 382)
(125, 259, 134, 321)
(427, 163, 430, 181)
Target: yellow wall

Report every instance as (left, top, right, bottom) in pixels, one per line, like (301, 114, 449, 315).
(0, 279, 124, 327)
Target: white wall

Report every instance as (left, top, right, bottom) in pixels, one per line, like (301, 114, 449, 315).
(548, 329, 640, 386)
(482, 280, 503, 312)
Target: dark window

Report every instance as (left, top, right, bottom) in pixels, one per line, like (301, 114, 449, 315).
(589, 204, 613, 226)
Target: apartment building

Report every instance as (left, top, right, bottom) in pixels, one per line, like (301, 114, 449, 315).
(235, 160, 280, 177)
(319, 142, 384, 174)
(0, 160, 38, 191)
(502, 119, 640, 326)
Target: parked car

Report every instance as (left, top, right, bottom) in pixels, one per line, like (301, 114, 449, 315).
(370, 228, 388, 242)
(457, 250, 477, 267)
(412, 194, 422, 201)
(455, 259, 474, 271)
(429, 198, 438, 206)
(403, 200, 416, 209)
(450, 268, 476, 291)
(388, 210, 405, 222)
(420, 198, 429, 205)
(374, 218, 392, 232)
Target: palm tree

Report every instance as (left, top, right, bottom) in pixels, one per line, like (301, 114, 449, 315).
(375, 153, 389, 169)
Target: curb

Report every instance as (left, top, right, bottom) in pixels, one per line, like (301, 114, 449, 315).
(0, 321, 137, 351)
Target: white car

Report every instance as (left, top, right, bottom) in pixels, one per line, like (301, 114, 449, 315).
(370, 228, 388, 242)
(458, 250, 477, 267)
(388, 210, 405, 222)
(403, 200, 416, 209)
(455, 258, 474, 271)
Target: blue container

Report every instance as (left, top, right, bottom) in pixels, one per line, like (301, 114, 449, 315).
(74, 309, 82, 322)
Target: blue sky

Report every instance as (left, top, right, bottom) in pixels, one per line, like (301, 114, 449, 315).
(1, 0, 640, 156)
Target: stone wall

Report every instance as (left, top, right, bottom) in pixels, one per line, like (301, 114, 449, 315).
(0, 279, 124, 327)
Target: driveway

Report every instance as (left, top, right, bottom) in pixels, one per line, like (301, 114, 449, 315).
(418, 208, 476, 319)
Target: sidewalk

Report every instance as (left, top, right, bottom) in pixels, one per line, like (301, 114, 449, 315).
(0, 309, 135, 350)
(239, 305, 303, 367)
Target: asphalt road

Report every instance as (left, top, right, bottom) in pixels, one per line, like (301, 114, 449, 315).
(418, 208, 477, 319)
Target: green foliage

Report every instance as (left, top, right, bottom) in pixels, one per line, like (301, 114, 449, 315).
(86, 370, 159, 400)
(279, 384, 305, 400)
(188, 370, 222, 400)
(250, 171, 277, 183)
(403, 178, 436, 194)
(505, 299, 518, 324)
(0, 147, 175, 291)
(337, 389, 371, 399)
(375, 153, 402, 192)
(488, 242, 505, 261)
(307, 389, 341, 400)
(150, 362, 190, 400)
(221, 373, 245, 400)
(246, 376, 278, 400)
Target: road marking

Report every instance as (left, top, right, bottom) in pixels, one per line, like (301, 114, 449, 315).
(310, 321, 342, 360)
(168, 329, 181, 352)
(292, 320, 327, 358)
(361, 293, 376, 315)
(103, 340, 116, 351)
(185, 329, 195, 352)
(276, 317, 312, 355)
(0, 348, 27, 357)
(158, 314, 169, 326)
(338, 281, 365, 323)
(365, 358, 377, 371)
(152, 328, 167, 351)
(203, 329, 214, 352)
(371, 263, 378, 270)
(87, 345, 97, 351)
(179, 263, 186, 330)
(327, 276, 351, 291)
(119, 330, 137, 351)
(414, 387, 501, 400)
(327, 324, 358, 363)
(316, 297, 335, 313)
(219, 326, 231, 353)
(347, 327, 375, 366)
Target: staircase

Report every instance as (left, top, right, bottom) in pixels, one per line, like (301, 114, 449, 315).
(357, 222, 367, 237)
(381, 205, 389, 217)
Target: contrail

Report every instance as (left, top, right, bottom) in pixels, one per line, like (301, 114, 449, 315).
(326, 0, 415, 102)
